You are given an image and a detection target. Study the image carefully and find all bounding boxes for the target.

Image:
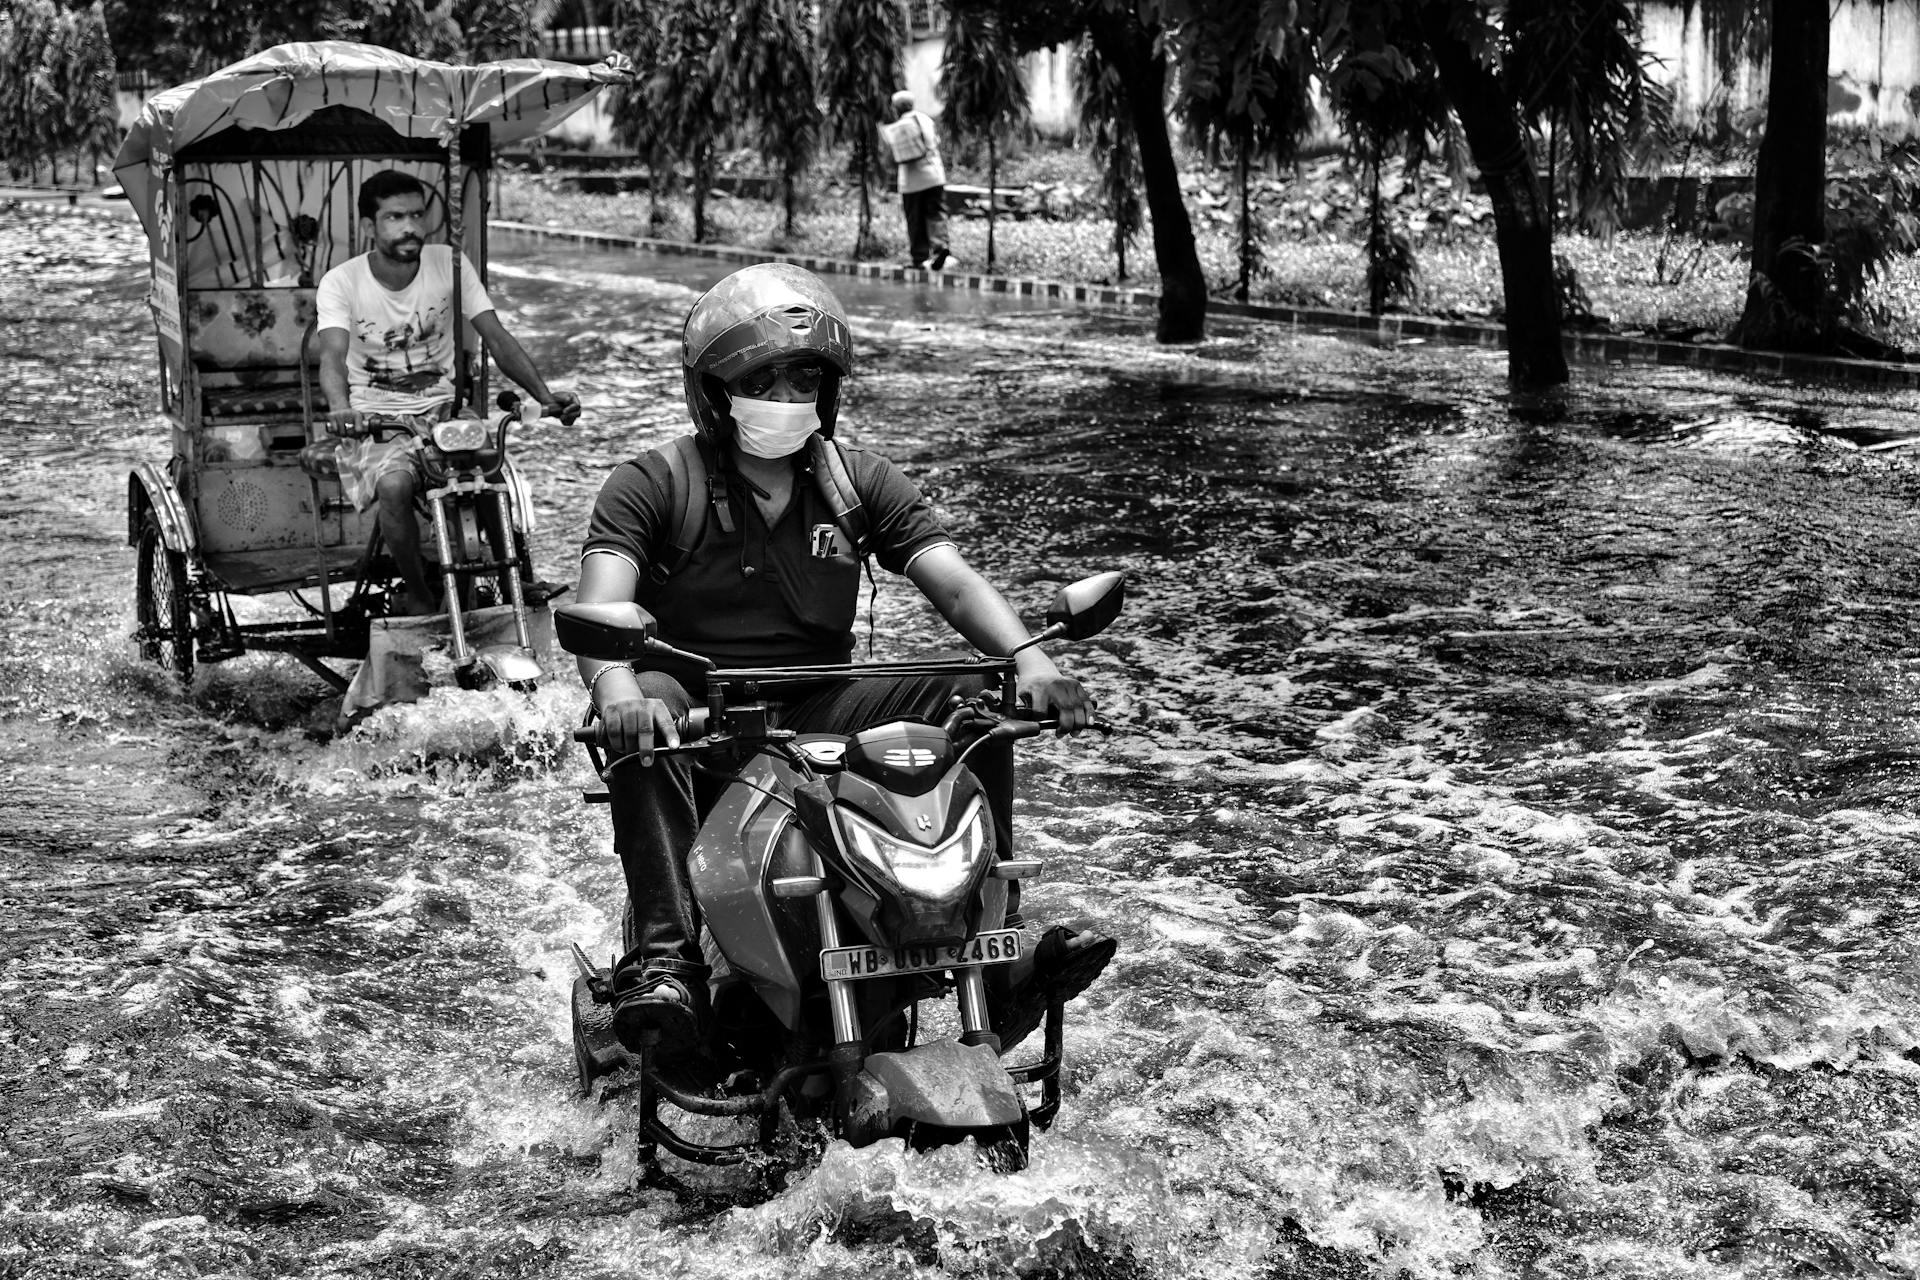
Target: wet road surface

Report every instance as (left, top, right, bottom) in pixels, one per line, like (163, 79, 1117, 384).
(4, 204, 1920, 1279)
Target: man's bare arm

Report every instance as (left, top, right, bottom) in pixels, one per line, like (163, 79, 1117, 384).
(317, 328, 352, 413)
(472, 312, 558, 406)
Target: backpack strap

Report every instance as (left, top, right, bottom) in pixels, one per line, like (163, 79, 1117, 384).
(646, 433, 868, 587)
(806, 435, 870, 559)
(649, 433, 735, 587)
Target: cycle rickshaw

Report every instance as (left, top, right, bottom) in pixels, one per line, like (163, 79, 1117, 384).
(114, 42, 629, 702)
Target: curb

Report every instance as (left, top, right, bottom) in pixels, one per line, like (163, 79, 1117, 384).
(13, 191, 1918, 391)
(492, 220, 1920, 391)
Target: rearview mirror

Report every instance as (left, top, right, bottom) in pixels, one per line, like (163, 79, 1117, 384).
(1044, 570, 1126, 641)
(554, 601, 661, 661)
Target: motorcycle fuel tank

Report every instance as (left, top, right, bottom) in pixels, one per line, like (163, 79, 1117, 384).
(687, 751, 816, 1029)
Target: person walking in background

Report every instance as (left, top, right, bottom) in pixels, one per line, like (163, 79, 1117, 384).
(880, 90, 951, 271)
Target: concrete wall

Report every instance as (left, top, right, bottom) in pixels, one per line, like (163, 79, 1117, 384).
(1640, 0, 1920, 135)
(903, 38, 1079, 139)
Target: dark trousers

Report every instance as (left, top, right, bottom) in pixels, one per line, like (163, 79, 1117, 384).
(902, 187, 949, 266)
(609, 668, 1015, 975)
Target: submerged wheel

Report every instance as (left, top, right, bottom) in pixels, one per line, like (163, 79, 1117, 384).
(134, 514, 194, 682)
(977, 1130, 1029, 1174)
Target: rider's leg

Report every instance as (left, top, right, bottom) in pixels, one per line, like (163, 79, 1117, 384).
(903, 190, 931, 267)
(605, 671, 710, 1056)
(373, 466, 437, 616)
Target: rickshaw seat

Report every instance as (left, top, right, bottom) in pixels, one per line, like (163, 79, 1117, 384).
(186, 287, 320, 421)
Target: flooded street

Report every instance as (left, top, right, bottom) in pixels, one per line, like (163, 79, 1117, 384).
(5, 201, 1920, 1279)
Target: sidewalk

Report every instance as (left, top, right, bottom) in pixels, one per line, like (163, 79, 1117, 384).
(12, 185, 1920, 392)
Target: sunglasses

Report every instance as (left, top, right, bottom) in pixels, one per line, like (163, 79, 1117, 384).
(736, 360, 827, 398)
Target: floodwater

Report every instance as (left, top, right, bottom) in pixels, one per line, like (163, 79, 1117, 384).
(5, 201, 1920, 1280)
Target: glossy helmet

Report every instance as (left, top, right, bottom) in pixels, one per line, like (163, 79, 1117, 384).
(682, 263, 854, 441)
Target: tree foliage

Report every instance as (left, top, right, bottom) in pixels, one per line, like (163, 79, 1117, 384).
(818, 0, 905, 259)
(939, 4, 1028, 270)
(100, 0, 551, 82)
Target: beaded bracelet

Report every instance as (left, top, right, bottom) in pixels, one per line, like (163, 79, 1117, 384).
(587, 662, 634, 708)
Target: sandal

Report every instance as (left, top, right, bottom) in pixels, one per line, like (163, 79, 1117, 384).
(610, 962, 710, 1062)
(991, 925, 1117, 1053)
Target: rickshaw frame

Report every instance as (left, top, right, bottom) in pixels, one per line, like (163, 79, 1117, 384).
(116, 41, 629, 689)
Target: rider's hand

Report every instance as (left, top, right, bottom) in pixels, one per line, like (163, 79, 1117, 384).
(541, 391, 582, 426)
(327, 408, 365, 438)
(1016, 663, 1095, 735)
(593, 667, 681, 763)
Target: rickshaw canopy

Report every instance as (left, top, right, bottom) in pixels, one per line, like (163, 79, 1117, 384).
(113, 41, 632, 244)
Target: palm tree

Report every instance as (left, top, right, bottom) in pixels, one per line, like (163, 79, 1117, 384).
(0, 0, 58, 184)
(1324, 36, 1448, 315)
(57, 3, 117, 187)
(1506, 0, 1670, 236)
(728, 0, 821, 239)
(1171, 0, 1314, 302)
(1072, 35, 1141, 281)
(818, 0, 905, 259)
(938, 5, 1028, 271)
(611, 0, 729, 241)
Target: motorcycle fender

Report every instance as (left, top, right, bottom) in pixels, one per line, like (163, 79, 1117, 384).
(498, 455, 536, 534)
(129, 463, 196, 555)
(861, 1040, 1025, 1130)
(472, 641, 544, 684)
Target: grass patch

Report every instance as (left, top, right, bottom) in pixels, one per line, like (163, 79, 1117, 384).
(494, 143, 1920, 353)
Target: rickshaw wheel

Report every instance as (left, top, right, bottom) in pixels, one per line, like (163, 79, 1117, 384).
(135, 515, 194, 682)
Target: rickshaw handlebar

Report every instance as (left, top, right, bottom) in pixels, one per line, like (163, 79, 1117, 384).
(326, 392, 579, 443)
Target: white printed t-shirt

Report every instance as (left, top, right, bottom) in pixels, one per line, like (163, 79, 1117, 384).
(316, 244, 495, 415)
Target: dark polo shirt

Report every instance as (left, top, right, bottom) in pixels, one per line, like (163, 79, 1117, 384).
(583, 438, 954, 668)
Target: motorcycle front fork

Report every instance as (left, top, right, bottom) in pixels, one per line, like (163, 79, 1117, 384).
(814, 883, 1002, 1097)
(424, 479, 536, 666)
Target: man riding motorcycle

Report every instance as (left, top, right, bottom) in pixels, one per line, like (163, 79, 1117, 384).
(575, 263, 1115, 1062)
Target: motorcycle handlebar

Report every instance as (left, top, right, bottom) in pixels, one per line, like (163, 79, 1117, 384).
(496, 389, 582, 426)
(573, 715, 1115, 751)
(573, 709, 709, 752)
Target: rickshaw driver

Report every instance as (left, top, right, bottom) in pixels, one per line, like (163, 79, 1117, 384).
(317, 168, 579, 616)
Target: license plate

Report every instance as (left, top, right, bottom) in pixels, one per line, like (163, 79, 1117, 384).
(820, 929, 1022, 981)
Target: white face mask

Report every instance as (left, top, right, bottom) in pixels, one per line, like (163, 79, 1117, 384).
(730, 395, 820, 459)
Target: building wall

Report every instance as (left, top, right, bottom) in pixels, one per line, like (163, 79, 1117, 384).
(1639, 0, 1920, 135)
(902, 29, 1078, 138)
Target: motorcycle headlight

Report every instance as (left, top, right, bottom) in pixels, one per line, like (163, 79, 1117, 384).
(835, 797, 988, 904)
(431, 418, 490, 451)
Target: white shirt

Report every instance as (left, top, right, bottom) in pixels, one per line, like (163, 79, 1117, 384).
(316, 244, 495, 415)
(889, 111, 947, 195)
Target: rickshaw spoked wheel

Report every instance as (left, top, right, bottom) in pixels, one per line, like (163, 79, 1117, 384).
(135, 514, 194, 682)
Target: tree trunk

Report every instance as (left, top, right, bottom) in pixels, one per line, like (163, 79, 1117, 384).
(1236, 143, 1251, 303)
(855, 137, 874, 259)
(987, 134, 998, 271)
(1086, 8, 1205, 343)
(1731, 0, 1829, 351)
(1419, 2, 1567, 386)
(1547, 115, 1559, 229)
(692, 146, 711, 243)
(1368, 148, 1386, 316)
